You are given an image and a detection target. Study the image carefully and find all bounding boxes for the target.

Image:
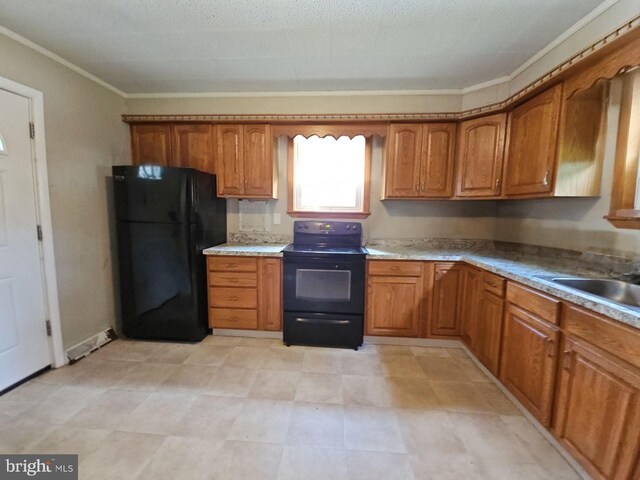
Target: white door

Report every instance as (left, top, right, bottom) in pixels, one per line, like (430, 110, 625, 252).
(0, 88, 50, 391)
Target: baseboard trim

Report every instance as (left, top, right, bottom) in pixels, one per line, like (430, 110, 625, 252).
(363, 336, 464, 348)
(211, 329, 283, 339)
(65, 328, 117, 364)
(459, 344, 592, 480)
(209, 330, 466, 348)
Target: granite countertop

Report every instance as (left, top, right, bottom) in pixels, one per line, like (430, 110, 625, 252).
(367, 245, 640, 330)
(203, 243, 288, 257)
(202, 242, 640, 330)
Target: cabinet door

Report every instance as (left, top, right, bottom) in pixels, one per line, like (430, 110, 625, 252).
(258, 258, 282, 331)
(419, 123, 456, 197)
(131, 124, 172, 166)
(243, 124, 274, 197)
(460, 267, 481, 348)
(366, 275, 423, 337)
(430, 263, 464, 336)
(215, 124, 244, 196)
(504, 84, 563, 196)
(554, 336, 640, 480)
(499, 304, 559, 426)
(384, 124, 422, 198)
(172, 124, 215, 173)
(474, 290, 504, 375)
(455, 113, 506, 197)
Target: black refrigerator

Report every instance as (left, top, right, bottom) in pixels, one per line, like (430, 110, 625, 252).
(112, 165, 227, 342)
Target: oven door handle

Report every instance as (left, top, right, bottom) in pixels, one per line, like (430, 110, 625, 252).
(294, 317, 351, 325)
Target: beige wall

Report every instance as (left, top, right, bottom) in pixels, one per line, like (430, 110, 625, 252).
(125, 93, 461, 115)
(227, 137, 497, 242)
(0, 34, 129, 349)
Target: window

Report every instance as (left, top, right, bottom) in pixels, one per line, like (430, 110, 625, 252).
(0, 134, 7, 156)
(288, 134, 371, 218)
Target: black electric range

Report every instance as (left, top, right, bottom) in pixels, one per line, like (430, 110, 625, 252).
(282, 221, 367, 350)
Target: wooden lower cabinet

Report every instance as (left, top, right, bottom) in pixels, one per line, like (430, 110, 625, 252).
(473, 289, 504, 375)
(366, 261, 425, 337)
(460, 266, 481, 347)
(554, 336, 640, 480)
(430, 263, 464, 336)
(207, 256, 282, 331)
(499, 303, 559, 426)
(258, 258, 282, 331)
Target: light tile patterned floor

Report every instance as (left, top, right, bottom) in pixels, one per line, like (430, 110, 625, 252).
(0, 337, 581, 480)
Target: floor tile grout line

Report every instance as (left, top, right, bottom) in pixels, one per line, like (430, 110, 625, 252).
(458, 344, 591, 480)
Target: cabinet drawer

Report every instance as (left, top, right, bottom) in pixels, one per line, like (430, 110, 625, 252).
(207, 256, 258, 272)
(210, 308, 258, 329)
(208, 271, 257, 288)
(506, 282, 560, 325)
(482, 271, 505, 297)
(209, 287, 257, 309)
(368, 261, 423, 277)
(563, 304, 640, 368)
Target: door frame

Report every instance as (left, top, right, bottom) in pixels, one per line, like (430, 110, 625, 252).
(0, 76, 65, 368)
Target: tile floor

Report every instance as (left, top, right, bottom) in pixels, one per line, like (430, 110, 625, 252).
(0, 337, 581, 480)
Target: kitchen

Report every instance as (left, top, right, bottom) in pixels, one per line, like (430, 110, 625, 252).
(1, 1, 640, 479)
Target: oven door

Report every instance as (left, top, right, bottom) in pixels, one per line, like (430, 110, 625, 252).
(283, 255, 365, 315)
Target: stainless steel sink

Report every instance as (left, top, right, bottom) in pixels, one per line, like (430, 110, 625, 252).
(548, 277, 640, 311)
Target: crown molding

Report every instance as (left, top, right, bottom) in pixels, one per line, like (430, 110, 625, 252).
(0, 26, 126, 98)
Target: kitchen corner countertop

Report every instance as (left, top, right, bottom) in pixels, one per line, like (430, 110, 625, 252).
(202, 242, 640, 330)
(367, 246, 640, 330)
(203, 243, 288, 257)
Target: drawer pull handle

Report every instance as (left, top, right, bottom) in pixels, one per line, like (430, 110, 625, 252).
(545, 338, 555, 358)
(228, 296, 239, 301)
(391, 266, 400, 270)
(562, 350, 572, 372)
(226, 263, 238, 267)
(487, 282, 497, 288)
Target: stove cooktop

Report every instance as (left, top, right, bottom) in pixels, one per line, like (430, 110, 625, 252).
(282, 244, 368, 256)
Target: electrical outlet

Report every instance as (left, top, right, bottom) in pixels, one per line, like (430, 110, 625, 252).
(273, 213, 281, 225)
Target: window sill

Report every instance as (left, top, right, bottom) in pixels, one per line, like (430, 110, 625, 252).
(287, 210, 371, 219)
(605, 210, 640, 229)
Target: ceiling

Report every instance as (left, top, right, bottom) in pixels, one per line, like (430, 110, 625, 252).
(0, 0, 609, 94)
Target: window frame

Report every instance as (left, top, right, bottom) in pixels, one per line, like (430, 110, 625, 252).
(286, 135, 372, 219)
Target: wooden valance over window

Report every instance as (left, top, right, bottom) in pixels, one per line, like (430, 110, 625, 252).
(270, 123, 388, 139)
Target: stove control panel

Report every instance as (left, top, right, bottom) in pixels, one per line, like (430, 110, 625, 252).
(294, 221, 361, 235)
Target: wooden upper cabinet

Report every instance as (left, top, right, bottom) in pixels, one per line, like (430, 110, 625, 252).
(384, 123, 456, 199)
(554, 336, 640, 480)
(172, 124, 215, 174)
(420, 123, 457, 197)
(243, 124, 274, 197)
(455, 113, 507, 198)
(215, 124, 245, 196)
(430, 262, 464, 336)
(504, 84, 563, 196)
(215, 124, 275, 198)
(384, 124, 423, 198)
(131, 124, 172, 166)
(499, 303, 559, 426)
